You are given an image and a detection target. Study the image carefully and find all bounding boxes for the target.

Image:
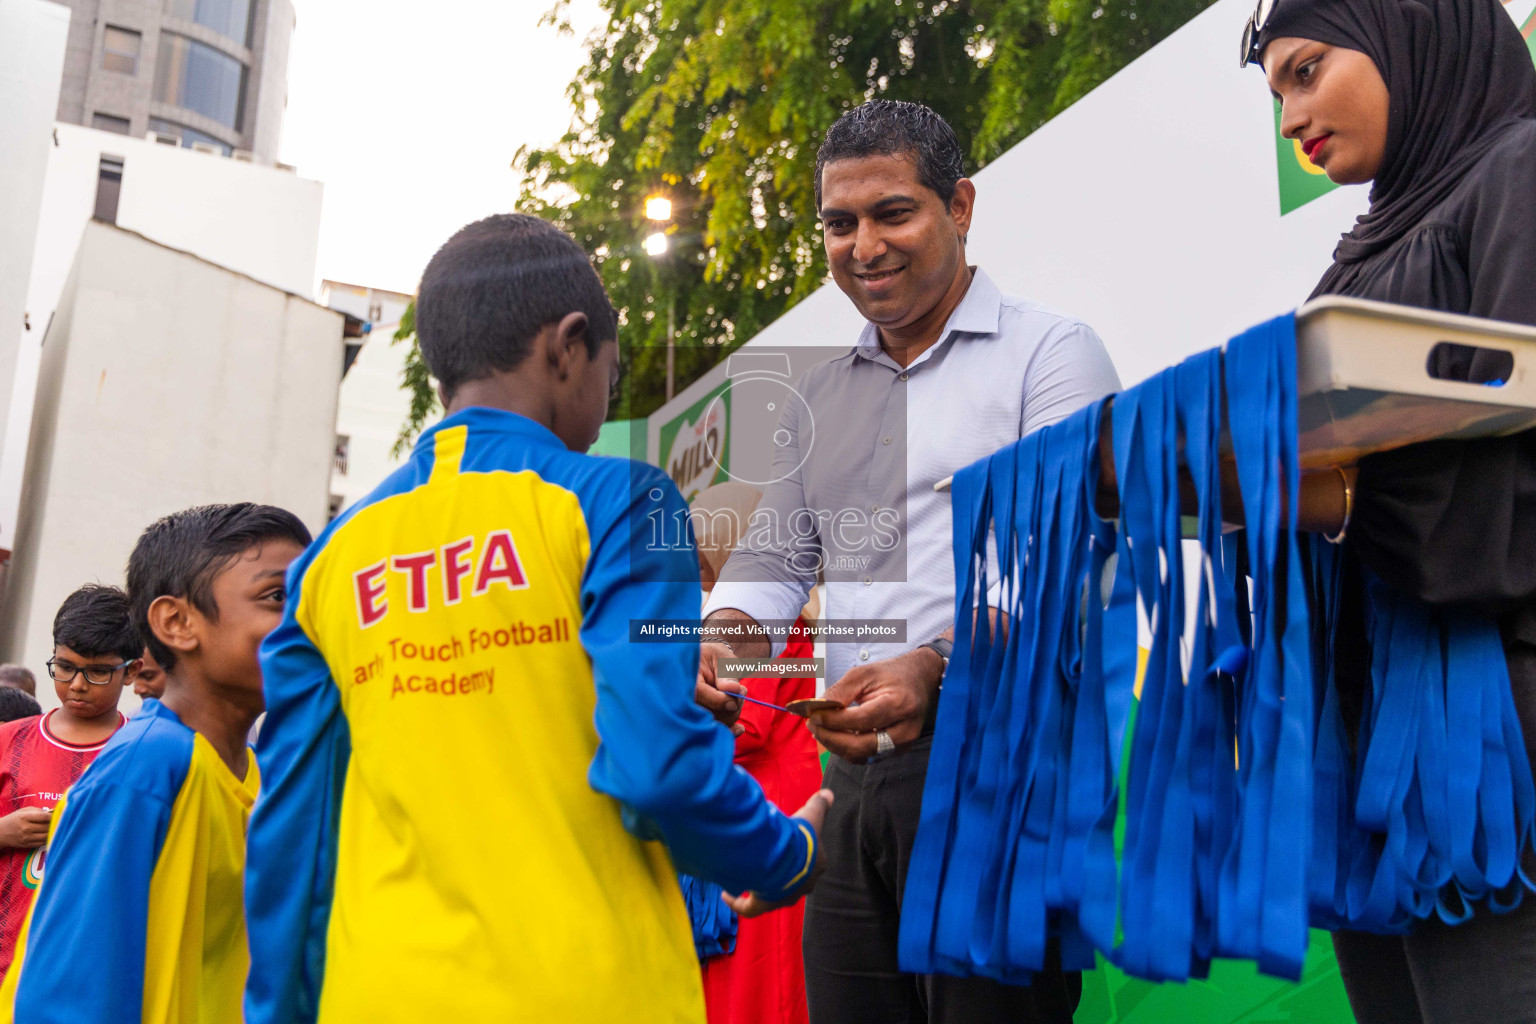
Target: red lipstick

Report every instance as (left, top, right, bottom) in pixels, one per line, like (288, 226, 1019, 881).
(1302, 134, 1331, 161)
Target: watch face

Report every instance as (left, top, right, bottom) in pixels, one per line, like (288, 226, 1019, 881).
(703, 373, 814, 487)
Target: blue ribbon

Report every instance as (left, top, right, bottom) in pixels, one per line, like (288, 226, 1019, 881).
(899, 312, 1536, 984)
(678, 873, 737, 960)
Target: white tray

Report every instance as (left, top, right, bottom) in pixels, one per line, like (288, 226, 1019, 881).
(1294, 297, 1536, 467)
(932, 298, 1536, 493)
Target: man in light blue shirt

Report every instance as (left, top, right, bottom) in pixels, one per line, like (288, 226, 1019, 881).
(698, 101, 1120, 1023)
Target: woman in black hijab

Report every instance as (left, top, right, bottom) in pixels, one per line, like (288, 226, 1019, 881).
(1252, 1, 1536, 1022)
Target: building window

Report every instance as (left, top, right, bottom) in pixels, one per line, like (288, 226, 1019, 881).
(94, 156, 124, 224)
(334, 435, 350, 477)
(165, 0, 253, 48)
(147, 117, 232, 155)
(153, 33, 246, 131)
(91, 112, 131, 135)
(101, 26, 142, 75)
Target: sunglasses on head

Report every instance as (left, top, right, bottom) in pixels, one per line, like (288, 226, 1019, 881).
(1240, 0, 1279, 68)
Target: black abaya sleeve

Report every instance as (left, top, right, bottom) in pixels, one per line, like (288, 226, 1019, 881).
(1348, 125, 1536, 616)
(1352, 431, 1536, 615)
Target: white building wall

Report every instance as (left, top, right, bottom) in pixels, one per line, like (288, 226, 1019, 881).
(322, 281, 415, 513)
(0, 122, 325, 547)
(0, 0, 70, 538)
(250, 0, 297, 169)
(0, 222, 343, 706)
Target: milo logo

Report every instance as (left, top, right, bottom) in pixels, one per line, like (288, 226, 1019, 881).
(663, 384, 730, 503)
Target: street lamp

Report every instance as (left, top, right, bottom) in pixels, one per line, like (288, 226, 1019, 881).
(644, 195, 677, 401)
(645, 196, 672, 221)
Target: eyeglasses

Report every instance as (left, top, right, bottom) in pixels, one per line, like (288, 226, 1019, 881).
(45, 657, 133, 686)
(1239, 0, 1279, 68)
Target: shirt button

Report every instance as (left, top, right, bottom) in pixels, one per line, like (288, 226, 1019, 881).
(899, 372, 909, 381)
(859, 650, 870, 661)
(871, 504, 880, 513)
(882, 436, 891, 445)
(862, 576, 872, 586)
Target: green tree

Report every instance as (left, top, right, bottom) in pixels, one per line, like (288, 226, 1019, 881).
(392, 0, 1214, 450)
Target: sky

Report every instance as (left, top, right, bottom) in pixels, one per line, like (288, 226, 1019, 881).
(280, 0, 604, 296)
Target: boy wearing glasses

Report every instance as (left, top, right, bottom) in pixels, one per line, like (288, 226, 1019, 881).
(0, 584, 134, 976)
(0, 504, 310, 1023)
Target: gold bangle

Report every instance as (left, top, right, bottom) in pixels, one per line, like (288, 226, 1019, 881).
(1324, 465, 1352, 544)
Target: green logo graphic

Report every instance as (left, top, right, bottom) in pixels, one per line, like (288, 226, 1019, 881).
(659, 381, 731, 503)
(1274, 99, 1339, 216)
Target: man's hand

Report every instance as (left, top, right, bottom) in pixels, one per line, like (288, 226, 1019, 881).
(0, 807, 52, 849)
(807, 646, 945, 763)
(723, 788, 834, 918)
(695, 641, 748, 735)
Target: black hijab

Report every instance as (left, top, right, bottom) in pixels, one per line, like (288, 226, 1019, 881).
(1258, 0, 1536, 280)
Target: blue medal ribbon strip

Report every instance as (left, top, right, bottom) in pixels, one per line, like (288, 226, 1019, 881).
(730, 692, 793, 714)
(678, 873, 738, 960)
(899, 312, 1536, 984)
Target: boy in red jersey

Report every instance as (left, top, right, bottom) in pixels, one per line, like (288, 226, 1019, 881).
(0, 585, 134, 974)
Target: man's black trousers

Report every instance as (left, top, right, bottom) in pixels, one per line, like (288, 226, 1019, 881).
(802, 735, 1081, 1024)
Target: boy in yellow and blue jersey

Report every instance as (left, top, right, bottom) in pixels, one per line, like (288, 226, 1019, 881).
(0, 503, 311, 1024)
(245, 214, 831, 1024)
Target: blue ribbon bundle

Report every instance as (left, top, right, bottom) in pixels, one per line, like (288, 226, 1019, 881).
(1308, 553, 1536, 933)
(679, 873, 737, 960)
(900, 313, 1536, 984)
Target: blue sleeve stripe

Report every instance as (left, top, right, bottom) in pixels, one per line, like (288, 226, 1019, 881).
(568, 458, 807, 898)
(13, 727, 184, 1024)
(245, 519, 354, 1024)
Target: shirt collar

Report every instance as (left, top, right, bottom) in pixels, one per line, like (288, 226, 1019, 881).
(412, 406, 567, 457)
(853, 267, 1003, 367)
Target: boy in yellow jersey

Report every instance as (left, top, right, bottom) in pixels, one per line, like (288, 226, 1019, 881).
(0, 503, 311, 1024)
(245, 213, 831, 1024)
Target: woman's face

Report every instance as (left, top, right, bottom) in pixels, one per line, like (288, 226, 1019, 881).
(1264, 38, 1390, 185)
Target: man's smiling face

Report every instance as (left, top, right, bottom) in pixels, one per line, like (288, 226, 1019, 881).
(819, 152, 970, 330)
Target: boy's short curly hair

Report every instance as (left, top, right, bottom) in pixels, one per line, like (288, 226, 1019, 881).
(415, 214, 619, 399)
(52, 584, 141, 664)
(126, 503, 311, 671)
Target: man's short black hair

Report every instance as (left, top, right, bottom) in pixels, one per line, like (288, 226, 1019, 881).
(0, 687, 40, 723)
(126, 503, 312, 671)
(414, 213, 619, 399)
(52, 584, 141, 663)
(814, 100, 967, 209)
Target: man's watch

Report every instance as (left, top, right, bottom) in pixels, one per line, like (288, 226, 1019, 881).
(916, 637, 953, 671)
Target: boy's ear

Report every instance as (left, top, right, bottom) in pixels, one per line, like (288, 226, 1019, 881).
(145, 595, 199, 657)
(548, 312, 591, 378)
